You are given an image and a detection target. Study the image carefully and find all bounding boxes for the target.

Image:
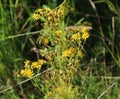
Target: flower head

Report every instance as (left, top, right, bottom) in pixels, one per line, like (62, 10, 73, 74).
(44, 7, 51, 12)
(31, 59, 46, 69)
(31, 62, 40, 69)
(71, 32, 81, 41)
(37, 8, 43, 14)
(62, 48, 75, 57)
(24, 60, 30, 69)
(81, 27, 89, 33)
(81, 27, 90, 39)
(55, 30, 62, 37)
(33, 13, 39, 20)
(20, 69, 34, 78)
(82, 32, 89, 39)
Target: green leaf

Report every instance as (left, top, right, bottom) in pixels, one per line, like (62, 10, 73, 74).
(94, 0, 120, 16)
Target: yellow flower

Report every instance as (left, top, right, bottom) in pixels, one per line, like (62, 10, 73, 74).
(70, 33, 81, 41)
(81, 27, 89, 39)
(31, 59, 46, 69)
(24, 60, 30, 65)
(31, 62, 40, 69)
(47, 15, 53, 22)
(33, 13, 39, 20)
(55, 30, 62, 36)
(24, 60, 30, 69)
(44, 7, 51, 12)
(62, 48, 75, 57)
(20, 69, 34, 78)
(81, 27, 89, 33)
(37, 8, 42, 14)
(82, 32, 89, 39)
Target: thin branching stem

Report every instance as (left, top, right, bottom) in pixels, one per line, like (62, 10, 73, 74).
(0, 68, 53, 94)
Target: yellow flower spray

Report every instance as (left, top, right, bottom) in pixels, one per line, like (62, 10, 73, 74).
(19, 0, 91, 98)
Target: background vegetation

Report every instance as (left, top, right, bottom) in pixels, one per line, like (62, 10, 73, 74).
(0, 0, 120, 99)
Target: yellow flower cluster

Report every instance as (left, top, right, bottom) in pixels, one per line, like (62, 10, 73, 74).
(32, 13, 39, 20)
(32, 7, 64, 26)
(81, 27, 89, 33)
(62, 48, 75, 57)
(70, 32, 81, 41)
(62, 48, 83, 58)
(24, 60, 30, 68)
(32, 7, 52, 21)
(20, 59, 46, 78)
(55, 30, 63, 37)
(81, 27, 90, 39)
(31, 59, 46, 69)
(20, 69, 34, 78)
(82, 32, 89, 39)
(70, 27, 90, 41)
(47, 9, 64, 26)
